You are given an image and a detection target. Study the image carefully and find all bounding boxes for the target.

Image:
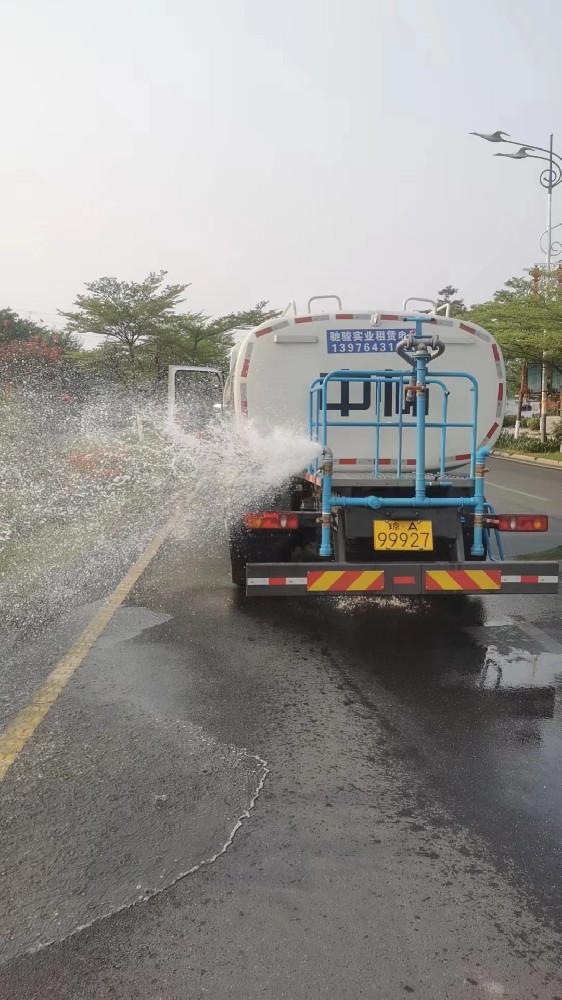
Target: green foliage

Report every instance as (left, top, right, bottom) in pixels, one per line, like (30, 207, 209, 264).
(527, 416, 541, 431)
(0, 308, 83, 399)
(209, 302, 279, 336)
(59, 272, 189, 364)
(136, 313, 222, 382)
(502, 415, 530, 428)
(0, 308, 47, 343)
(0, 308, 77, 352)
(0, 338, 63, 386)
(131, 301, 278, 382)
(436, 286, 466, 317)
(466, 268, 562, 368)
(495, 430, 559, 453)
(61, 269, 280, 385)
(492, 275, 533, 303)
(550, 419, 562, 443)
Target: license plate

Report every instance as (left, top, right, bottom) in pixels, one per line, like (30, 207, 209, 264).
(374, 519, 433, 551)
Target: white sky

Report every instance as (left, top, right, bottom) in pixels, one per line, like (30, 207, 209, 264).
(1, 0, 561, 329)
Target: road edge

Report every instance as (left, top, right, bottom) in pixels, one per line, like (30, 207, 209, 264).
(491, 450, 562, 470)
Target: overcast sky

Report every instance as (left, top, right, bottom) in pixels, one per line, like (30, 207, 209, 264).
(2, 0, 561, 328)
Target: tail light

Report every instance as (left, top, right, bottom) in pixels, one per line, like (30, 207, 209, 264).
(493, 515, 548, 532)
(244, 512, 299, 530)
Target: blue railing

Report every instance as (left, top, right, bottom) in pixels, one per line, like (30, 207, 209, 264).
(309, 370, 479, 480)
(306, 317, 489, 560)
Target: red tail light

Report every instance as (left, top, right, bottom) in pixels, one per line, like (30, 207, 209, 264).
(495, 515, 548, 532)
(244, 512, 299, 530)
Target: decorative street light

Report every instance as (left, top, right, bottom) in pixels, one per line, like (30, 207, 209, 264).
(471, 130, 562, 440)
(540, 222, 562, 260)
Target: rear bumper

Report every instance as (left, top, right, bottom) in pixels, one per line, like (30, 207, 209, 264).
(246, 561, 560, 597)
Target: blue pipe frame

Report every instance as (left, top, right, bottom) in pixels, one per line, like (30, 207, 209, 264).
(309, 371, 478, 481)
(314, 319, 490, 560)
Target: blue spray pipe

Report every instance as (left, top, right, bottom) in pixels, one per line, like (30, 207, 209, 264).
(325, 495, 480, 510)
(440, 390, 449, 479)
(395, 326, 445, 500)
(471, 446, 489, 557)
(319, 446, 334, 557)
(414, 350, 427, 501)
(320, 449, 488, 516)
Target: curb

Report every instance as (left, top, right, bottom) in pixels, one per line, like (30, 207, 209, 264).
(491, 450, 562, 470)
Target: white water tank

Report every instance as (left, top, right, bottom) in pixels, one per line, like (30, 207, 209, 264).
(229, 308, 505, 474)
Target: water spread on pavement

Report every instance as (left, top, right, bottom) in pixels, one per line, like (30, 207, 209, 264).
(0, 385, 321, 627)
(0, 593, 270, 962)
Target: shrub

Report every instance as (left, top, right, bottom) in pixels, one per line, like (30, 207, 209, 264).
(495, 430, 559, 453)
(501, 415, 530, 428)
(550, 419, 562, 443)
(527, 416, 541, 431)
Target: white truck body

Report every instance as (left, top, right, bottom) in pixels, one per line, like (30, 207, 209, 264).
(227, 308, 506, 474)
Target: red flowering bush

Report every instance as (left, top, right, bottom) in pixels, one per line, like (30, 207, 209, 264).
(0, 337, 63, 383)
(67, 450, 123, 478)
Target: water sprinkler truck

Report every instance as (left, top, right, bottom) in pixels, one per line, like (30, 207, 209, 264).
(169, 296, 559, 598)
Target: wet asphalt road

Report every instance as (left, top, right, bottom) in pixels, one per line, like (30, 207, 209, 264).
(0, 457, 561, 999)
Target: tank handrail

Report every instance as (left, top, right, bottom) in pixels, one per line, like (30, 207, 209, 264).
(307, 295, 342, 313)
(282, 301, 297, 316)
(312, 370, 477, 391)
(308, 367, 478, 481)
(401, 297, 451, 318)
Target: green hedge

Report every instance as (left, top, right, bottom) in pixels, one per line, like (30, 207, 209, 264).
(495, 430, 559, 453)
(502, 415, 531, 428)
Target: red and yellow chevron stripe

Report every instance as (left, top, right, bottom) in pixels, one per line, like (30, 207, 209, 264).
(307, 570, 384, 593)
(425, 569, 501, 591)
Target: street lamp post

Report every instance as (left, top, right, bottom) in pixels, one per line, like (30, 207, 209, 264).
(471, 130, 562, 442)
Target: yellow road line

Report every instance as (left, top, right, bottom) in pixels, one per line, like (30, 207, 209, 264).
(0, 513, 177, 782)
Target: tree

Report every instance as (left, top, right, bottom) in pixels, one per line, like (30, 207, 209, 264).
(490, 275, 533, 303)
(436, 286, 466, 317)
(60, 272, 188, 365)
(132, 301, 279, 382)
(0, 308, 83, 399)
(466, 269, 562, 368)
(0, 308, 76, 350)
(466, 268, 562, 441)
(138, 313, 219, 383)
(0, 337, 65, 399)
(207, 302, 279, 338)
(192, 301, 280, 369)
(0, 308, 47, 343)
